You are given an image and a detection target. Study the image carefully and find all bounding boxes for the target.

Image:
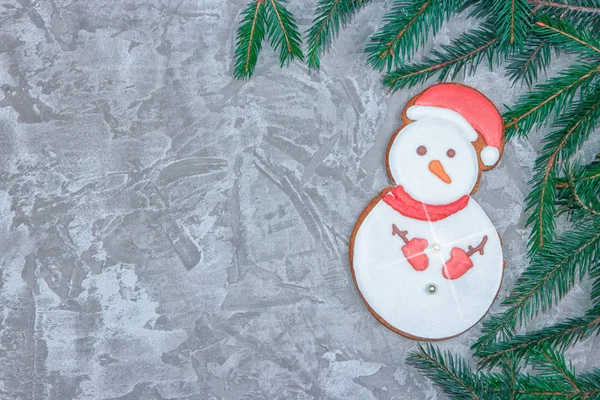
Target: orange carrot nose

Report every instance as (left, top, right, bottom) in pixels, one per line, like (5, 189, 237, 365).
(428, 160, 452, 184)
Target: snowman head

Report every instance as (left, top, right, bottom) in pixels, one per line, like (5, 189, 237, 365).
(386, 84, 504, 205)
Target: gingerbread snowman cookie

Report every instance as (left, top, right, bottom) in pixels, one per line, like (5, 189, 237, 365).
(349, 83, 505, 340)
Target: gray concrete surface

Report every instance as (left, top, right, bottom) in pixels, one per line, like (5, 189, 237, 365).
(1, 0, 597, 399)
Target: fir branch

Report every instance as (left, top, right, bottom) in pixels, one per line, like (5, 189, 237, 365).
(535, 16, 600, 56)
(500, 356, 521, 399)
(495, 349, 600, 399)
(535, 348, 578, 390)
(525, 85, 600, 252)
(365, 0, 459, 71)
(503, 61, 600, 138)
(491, 0, 533, 48)
(556, 160, 600, 220)
(512, 350, 579, 399)
(383, 22, 500, 91)
(473, 218, 600, 353)
(407, 344, 488, 399)
(305, 0, 371, 70)
(516, 384, 599, 399)
(592, 260, 600, 306)
(506, 35, 552, 86)
(477, 304, 600, 368)
(529, 0, 600, 14)
(234, 0, 268, 79)
(565, 163, 600, 216)
(530, 0, 600, 31)
(516, 370, 600, 399)
(265, 0, 304, 66)
(463, 0, 496, 19)
(525, 153, 558, 254)
(515, 348, 600, 399)
(576, 368, 600, 397)
(556, 159, 600, 189)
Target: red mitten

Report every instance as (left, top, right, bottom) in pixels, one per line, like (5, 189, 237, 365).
(443, 248, 474, 280)
(402, 238, 429, 271)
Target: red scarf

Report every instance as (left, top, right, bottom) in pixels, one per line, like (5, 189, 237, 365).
(383, 186, 469, 222)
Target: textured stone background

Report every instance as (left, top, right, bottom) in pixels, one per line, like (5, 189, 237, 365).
(1, 0, 598, 399)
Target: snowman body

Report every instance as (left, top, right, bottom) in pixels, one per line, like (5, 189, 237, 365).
(349, 84, 505, 340)
(352, 195, 503, 340)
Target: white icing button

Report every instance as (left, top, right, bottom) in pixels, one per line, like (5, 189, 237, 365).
(432, 244, 441, 251)
(426, 284, 437, 294)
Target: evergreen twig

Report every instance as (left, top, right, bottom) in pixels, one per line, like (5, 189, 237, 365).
(305, 0, 371, 70)
(535, 16, 600, 56)
(233, 0, 268, 79)
(477, 304, 600, 368)
(555, 159, 600, 220)
(556, 158, 600, 189)
(536, 348, 578, 391)
(383, 22, 500, 91)
(365, 0, 459, 71)
(265, 0, 304, 66)
(503, 61, 600, 138)
(491, 0, 533, 48)
(529, 0, 600, 14)
(565, 162, 600, 216)
(506, 34, 552, 86)
(515, 348, 600, 399)
(524, 84, 600, 252)
(473, 217, 600, 352)
(408, 343, 600, 399)
(530, 0, 600, 32)
(406, 344, 489, 399)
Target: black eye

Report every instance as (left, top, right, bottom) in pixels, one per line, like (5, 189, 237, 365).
(417, 146, 427, 156)
(447, 149, 456, 158)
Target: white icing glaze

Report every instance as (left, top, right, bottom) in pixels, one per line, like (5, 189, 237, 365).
(406, 106, 478, 142)
(352, 199, 503, 340)
(388, 118, 479, 205)
(481, 146, 500, 166)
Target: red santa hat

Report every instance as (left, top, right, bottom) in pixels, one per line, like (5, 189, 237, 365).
(405, 83, 504, 167)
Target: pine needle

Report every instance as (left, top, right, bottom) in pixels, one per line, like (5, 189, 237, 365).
(535, 348, 578, 389)
(535, 15, 600, 56)
(305, 0, 371, 70)
(473, 218, 600, 353)
(365, 0, 459, 71)
(555, 160, 600, 221)
(413, 343, 600, 398)
(593, 273, 600, 307)
(383, 21, 500, 91)
(525, 85, 600, 252)
(556, 159, 600, 192)
(233, 0, 268, 79)
(506, 34, 552, 86)
(531, 0, 600, 32)
(525, 153, 558, 254)
(491, 0, 533, 48)
(516, 348, 600, 399)
(265, 0, 304, 66)
(503, 61, 600, 138)
(576, 368, 600, 398)
(564, 161, 600, 217)
(477, 304, 600, 368)
(407, 344, 489, 399)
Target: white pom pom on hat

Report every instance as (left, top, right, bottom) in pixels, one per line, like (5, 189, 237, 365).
(405, 84, 504, 167)
(480, 146, 500, 166)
